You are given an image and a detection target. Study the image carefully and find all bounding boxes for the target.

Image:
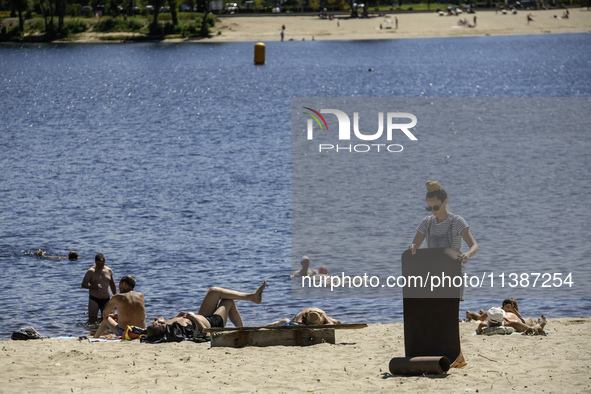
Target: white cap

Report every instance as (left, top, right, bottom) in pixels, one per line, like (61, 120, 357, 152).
(487, 307, 505, 327)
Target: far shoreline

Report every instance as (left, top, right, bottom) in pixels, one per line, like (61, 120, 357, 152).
(2, 8, 589, 45)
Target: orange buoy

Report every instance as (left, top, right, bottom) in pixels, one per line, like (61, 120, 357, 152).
(254, 42, 265, 65)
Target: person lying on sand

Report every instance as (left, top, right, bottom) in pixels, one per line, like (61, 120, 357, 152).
(266, 307, 341, 326)
(467, 298, 539, 326)
(474, 306, 547, 335)
(146, 282, 266, 341)
(93, 275, 146, 338)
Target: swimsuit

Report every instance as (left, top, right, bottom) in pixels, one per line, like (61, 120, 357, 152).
(118, 326, 125, 336)
(205, 314, 224, 328)
(519, 316, 525, 324)
(89, 295, 110, 310)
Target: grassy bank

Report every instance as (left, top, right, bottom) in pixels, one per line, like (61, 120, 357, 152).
(0, 13, 217, 42)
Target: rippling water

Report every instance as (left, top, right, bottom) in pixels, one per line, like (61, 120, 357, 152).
(1, 33, 590, 339)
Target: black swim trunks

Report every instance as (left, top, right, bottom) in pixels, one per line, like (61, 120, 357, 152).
(89, 295, 110, 310)
(205, 314, 225, 328)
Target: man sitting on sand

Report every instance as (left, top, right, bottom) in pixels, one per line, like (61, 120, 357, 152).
(93, 275, 146, 338)
(267, 307, 341, 327)
(474, 306, 547, 335)
(146, 282, 266, 341)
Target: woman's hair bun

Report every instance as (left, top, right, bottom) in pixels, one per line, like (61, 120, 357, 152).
(426, 181, 442, 192)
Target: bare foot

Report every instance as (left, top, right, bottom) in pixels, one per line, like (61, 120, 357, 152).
(253, 281, 266, 304)
(538, 314, 547, 329)
(524, 325, 547, 336)
(479, 309, 485, 314)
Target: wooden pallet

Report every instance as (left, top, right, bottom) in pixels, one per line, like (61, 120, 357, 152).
(202, 324, 367, 348)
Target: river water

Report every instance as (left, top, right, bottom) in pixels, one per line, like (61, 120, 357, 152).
(1, 33, 590, 338)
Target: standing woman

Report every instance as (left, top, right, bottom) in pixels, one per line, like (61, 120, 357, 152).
(409, 181, 478, 264)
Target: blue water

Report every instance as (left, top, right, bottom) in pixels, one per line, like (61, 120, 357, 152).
(1, 33, 590, 339)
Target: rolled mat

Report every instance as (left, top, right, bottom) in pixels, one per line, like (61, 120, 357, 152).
(389, 356, 450, 376)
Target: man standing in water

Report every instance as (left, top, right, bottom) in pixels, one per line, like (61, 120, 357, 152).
(81, 253, 117, 321)
(93, 275, 146, 337)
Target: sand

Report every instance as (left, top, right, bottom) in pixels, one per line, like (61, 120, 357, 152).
(1, 317, 590, 393)
(201, 9, 591, 42)
(55, 8, 591, 43)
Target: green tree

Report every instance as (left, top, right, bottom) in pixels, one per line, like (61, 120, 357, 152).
(199, 0, 209, 36)
(150, 0, 164, 33)
(10, 0, 28, 32)
(168, 0, 178, 24)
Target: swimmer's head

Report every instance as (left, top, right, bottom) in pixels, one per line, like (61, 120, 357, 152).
(300, 256, 310, 267)
(68, 251, 78, 261)
(95, 253, 105, 269)
(35, 249, 46, 258)
(318, 266, 328, 275)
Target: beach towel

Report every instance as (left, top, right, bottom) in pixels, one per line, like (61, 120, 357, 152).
(473, 329, 550, 336)
(481, 326, 515, 335)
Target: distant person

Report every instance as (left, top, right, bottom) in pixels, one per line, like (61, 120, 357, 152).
(93, 275, 146, 337)
(475, 306, 547, 335)
(291, 256, 319, 277)
(81, 253, 117, 321)
(395, 16, 398, 29)
(318, 266, 328, 275)
(527, 13, 534, 23)
(267, 307, 341, 326)
(35, 249, 78, 260)
(146, 282, 266, 341)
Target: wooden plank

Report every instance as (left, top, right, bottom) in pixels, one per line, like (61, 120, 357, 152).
(203, 323, 367, 333)
(208, 327, 336, 348)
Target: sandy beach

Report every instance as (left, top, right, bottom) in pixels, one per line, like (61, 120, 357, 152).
(203, 9, 591, 42)
(2, 317, 590, 393)
(56, 8, 591, 43)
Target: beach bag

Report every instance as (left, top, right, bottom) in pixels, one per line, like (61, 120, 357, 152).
(11, 326, 45, 340)
(122, 325, 147, 340)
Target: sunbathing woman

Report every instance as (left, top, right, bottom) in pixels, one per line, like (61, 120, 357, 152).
(147, 281, 266, 340)
(468, 299, 547, 334)
(266, 307, 341, 327)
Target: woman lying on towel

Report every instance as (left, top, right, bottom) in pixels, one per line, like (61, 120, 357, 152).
(468, 301, 547, 335)
(266, 307, 341, 327)
(467, 298, 536, 325)
(146, 282, 266, 341)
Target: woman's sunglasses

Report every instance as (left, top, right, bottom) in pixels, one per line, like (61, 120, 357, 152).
(426, 205, 441, 212)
